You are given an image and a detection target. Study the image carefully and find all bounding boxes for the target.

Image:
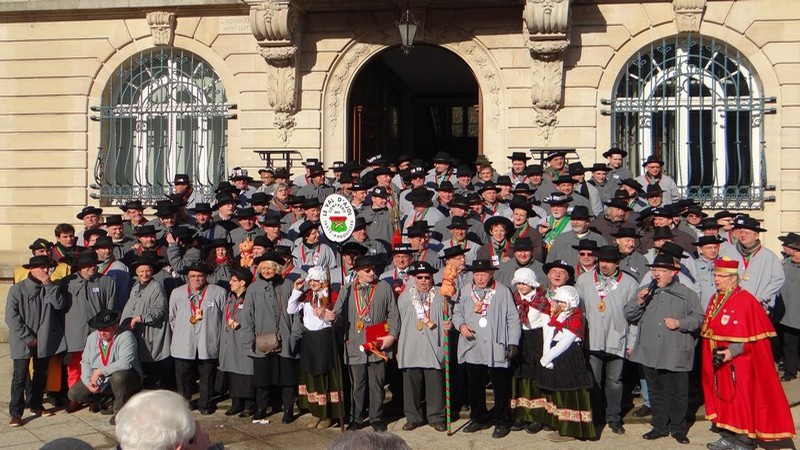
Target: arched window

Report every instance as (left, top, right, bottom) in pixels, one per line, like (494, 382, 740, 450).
(604, 36, 774, 209)
(92, 48, 233, 204)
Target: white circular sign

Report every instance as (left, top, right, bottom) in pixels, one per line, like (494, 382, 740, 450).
(320, 194, 356, 243)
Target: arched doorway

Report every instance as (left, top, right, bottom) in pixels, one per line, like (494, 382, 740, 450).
(347, 44, 480, 164)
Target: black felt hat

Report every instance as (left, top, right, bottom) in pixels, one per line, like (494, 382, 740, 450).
(543, 260, 575, 278)
(179, 262, 212, 275)
(508, 151, 530, 161)
(408, 261, 437, 275)
(439, 246, 468, 260)
(77, 206, 103, 220)
(466, 259, 498, 272)
(352, 255, 376, 271)
(648, 254, 679, 270)
(602, 147, 628, 158)
(23, 255, 56, 269)
(595, 245, 625, 261)
(88, 310, 121, 329)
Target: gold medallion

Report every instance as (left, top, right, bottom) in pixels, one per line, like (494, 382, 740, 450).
(417, 321, 424, 331)
(598, 300, 606, 313)
(742, 273, 749, 281)
(356, 320, 364, 333)
(190, 315, 198, 324)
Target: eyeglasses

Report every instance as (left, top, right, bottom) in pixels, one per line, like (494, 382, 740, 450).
(360, 268, 375, 273)
(578, 252, 594, 256)
(416, 276, 432, 280)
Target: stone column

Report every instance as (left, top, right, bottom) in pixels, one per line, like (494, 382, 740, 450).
(247, 0, 306, 142)
(523, 0, 571, 141)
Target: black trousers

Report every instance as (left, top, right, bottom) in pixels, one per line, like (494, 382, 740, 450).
(174, 358, 217, 410)
(781, 325, 800, 377)
(402, 368, 445, 425)
(255, 385, 295, 414)
(642, 366, 688, 435)
(10, 356, 49, 416)
(349, 361, 386, 424)
(465, 363, 512, 425)
(67, 369, 141, 413)
(142, 358, 175, 390)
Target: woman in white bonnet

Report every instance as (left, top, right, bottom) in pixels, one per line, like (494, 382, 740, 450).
(509, 268, 549, 434)
(536, 285, 596, 442)
(287, 266, 341, 429)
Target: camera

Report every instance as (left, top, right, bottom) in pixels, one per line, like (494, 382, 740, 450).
(712, 347, 726, 368)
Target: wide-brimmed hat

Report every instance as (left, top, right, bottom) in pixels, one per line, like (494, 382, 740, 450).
(405, 221, 431, 237)
(508, 151, 530, 162)
(407, 187, 434, 206)
(341, 242, 368, 256)
(230, 267, 255, 285)
(778, 232, 800, 246)
(526, 164, 544, 175)
(260, 215, 282, 227)
(694, 236, 725, 247)
(131, 254, 164, 270)
(353, 255, 376, 271)
(301, 158, 320, 167)
(28, 238, 53, 251)
(22, 255, 56, 269)
(298, 221, 318, 237)
(714, 210, 735, 220)
(91, 236, 115, 249)
(602, 147, 628, 158)
(437, 181, 455, 192)
(133, 225, 158, 237)
(542, 193, 572, 205)
(366, 154, 386, 166)
(450, 194, 470, 209)
(301, 197, 322, 209)
(229, 167, 253, 181)
(192, 202, 213, 214)
(432, 151, 453, 164)
(76, 206, 103, 220)
(681, 205, 707, 218)
(466, 259, 498, 272)
(234, 207, 257, 219)
(512, 236, 535, 251)
(698, 217, 721, 230)
(642, 155, 664, 167)
(119, 200, 145, 212)
(273, 167, 293, 179)
(408, 261, 437, 276)
(483, 216, 514, 237)
(595, 245, 625, 261)
(447, 216, 470, 230)
(353, 217, 371, 230)
(603, 198, 632, 211)
(658, 242, 687, 260)
(645, 184, 665, 197)
(568, 162, 585, 176)
(611, 227, 642, 239)
(544, 150, 567, 161)
(570, 206, 591, 221)
(571, 239, 599, 252)
(251, 192, 271, 206)
(648, 254, 679, 270)
(72, 251, 100, 268)
(306, 163, 326, 177)
(153, 203, 175, 217)
(588, 163, 611, 172)
(252, 235, 271, 249)
(83, 228, 107, 241)
(652, 226, 674, 240)
(477, 182, 500, 194)
(392, 243, 416, 254)
(439, 246, 468, 260)
(619, 178, 644, 193)
(88, 310, 121, 329)
(180, 262, 212, 275)
(456, 165, 475, 178)
(103, 215, 125, 227)
(553, 175, 578, 185)
(254, 251, 286, 267)
(495, 176, 512, 186)
(732, 216, 766, 232)
(543, 260, 575, 279)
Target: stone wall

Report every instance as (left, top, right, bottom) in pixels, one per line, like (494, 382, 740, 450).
(0, 0, 797, 262)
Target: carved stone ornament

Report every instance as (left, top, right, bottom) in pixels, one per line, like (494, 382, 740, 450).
(247, 0, 306, 142)
(673, 0, 707, 33)
(523, 0, 572, 141)
(146, 11, 176, 47)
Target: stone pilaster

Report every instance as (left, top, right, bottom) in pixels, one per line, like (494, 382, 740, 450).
(247, 0, 306, 142)
(523, 0, 571, 141)
(673, 0, 707, 33)
(146, 11, 176, 47)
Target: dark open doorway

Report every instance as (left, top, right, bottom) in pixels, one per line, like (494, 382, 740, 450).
(348, 44, 481, 165)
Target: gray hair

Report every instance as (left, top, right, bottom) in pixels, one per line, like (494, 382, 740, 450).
(328, 431, 410, 450)
(115, 390, 195, 450)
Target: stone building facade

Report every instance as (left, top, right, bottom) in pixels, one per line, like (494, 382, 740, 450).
(0, 0, 798, 260)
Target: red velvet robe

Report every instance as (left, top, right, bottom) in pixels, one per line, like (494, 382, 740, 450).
(701, 286, 795, 440)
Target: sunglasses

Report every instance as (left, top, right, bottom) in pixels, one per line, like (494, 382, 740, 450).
(578, 251, 594, 256)
(416, 275, 432, 280)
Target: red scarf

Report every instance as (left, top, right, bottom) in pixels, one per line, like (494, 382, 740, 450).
(514, 289, 549, 326)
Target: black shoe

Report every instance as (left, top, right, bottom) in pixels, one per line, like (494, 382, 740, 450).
(402, 422, 423, 431)
(100, 406, 114, 416)
(525, 421, 544, 434)
(188, 400, 198, 411)
(781, 373, 796, 382)
(372, 421, 388, 432)
(88, 403, 102, 413)
(225, 405, 244, 416)
(492, 424, 511, 438)
(672, 432, 690, 444)
(608, 421, 625, 434)
(200, 408, 215, 416)
(632, 405, 652, 417)
(347, 420, 366, 431)
(511, 420, 524, 432)
(431, 422, 447, 432)
(642, 429, 668, 440)
(238, 409, 253, 418)
(282, 411, 294, 424)
(463, 420, 491, 433)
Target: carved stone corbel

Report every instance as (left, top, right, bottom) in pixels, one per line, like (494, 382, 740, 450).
(247, 0, 306, 142)
(523, 0, 571, 141)
(673, 0, 706, 33)
(146, 11, 176, 47)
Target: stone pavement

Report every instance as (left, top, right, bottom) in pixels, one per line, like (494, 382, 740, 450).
(0, 343, 796, 450)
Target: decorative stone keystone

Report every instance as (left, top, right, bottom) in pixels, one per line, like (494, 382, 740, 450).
(247, 0, 306, 142)
(673, 0, 707, 33)
(146, 11, 176, 47)
(523, 0, 571, 141)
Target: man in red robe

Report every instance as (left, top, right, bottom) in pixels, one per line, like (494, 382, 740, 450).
(701, 258, 795, 450)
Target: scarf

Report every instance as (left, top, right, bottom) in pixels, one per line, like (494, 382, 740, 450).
(735, 239, 761, 257)
(514, 289, 549, 327)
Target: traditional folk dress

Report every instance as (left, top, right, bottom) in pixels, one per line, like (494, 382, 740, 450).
(701, 286, 795, 441)
(510, 288, 549, 425)
(537, 307, 595, 439)
(289, 287, 341, 421)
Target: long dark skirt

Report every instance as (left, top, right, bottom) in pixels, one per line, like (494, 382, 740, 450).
(224, 372, 254, 400)
(298, 328, 342, 420)
(537, 342, 595, 439)
(511, 329, 547, 423)
(252, 355, 299, 388)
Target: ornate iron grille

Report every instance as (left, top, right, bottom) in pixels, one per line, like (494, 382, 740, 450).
(91, 48, 235, 205)
(602, 36, 775, 210)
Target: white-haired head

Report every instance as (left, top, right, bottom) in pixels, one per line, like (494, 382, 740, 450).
(115, 390, 195, 450)
(511, 267, 540, 288)
(307, 266, 328, 282)
(552, 285, 580, 309)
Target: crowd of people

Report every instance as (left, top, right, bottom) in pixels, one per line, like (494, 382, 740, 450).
(6, 148, 797, 449)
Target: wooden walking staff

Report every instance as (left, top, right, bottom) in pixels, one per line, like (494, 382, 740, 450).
(439, 259, 459, 436)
